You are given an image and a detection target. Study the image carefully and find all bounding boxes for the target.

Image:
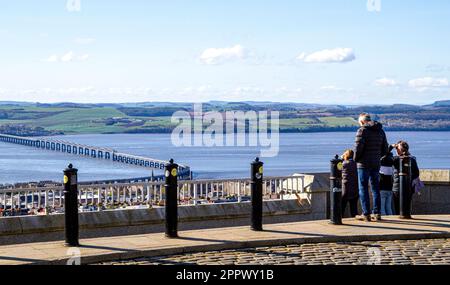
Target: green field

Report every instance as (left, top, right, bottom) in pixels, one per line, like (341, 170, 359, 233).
(0, 105, 360, 135)
(318, 117, 358, 127)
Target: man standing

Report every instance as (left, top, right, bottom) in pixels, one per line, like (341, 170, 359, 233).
(354, 113, 389, 222)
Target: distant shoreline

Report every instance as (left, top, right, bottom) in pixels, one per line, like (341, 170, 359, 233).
(41, 128, 450, 137)
(2, 100, 450, 136)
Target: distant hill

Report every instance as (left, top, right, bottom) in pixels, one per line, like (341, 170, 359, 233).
(0, 100, 449, 136)
(428, 100, 450, 107)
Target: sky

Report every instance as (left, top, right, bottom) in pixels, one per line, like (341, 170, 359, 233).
(0, 0, 449, 105)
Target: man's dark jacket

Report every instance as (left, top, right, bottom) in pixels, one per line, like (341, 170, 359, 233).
(354, 121, 389, 169)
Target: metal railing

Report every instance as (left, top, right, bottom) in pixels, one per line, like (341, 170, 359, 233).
(0, 175, 306, 217)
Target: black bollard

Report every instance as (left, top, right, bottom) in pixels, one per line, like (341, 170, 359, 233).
(330, 155, 343, 225)
(165, 158, 179, 238)
(399, 156, 412, 219)
(64, 164, 79, 247)
(251, 157, 264, 231)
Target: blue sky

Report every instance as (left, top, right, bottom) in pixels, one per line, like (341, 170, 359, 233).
(0, 0, 449, 104)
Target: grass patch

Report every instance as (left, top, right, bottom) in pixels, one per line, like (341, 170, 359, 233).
(318, 116, 357, 127)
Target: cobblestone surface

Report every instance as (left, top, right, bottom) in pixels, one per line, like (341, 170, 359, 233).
(97, 238, 450, 265)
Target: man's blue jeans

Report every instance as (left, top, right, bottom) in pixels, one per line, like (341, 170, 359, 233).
(357, 168, 381, 216)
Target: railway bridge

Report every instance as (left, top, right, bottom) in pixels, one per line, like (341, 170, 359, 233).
(0, 133, 191, 179)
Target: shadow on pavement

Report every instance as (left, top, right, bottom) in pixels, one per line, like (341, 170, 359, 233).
(0, 255, 47, 263)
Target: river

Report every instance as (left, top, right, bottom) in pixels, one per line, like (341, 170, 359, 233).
(0, 132, 449, 184)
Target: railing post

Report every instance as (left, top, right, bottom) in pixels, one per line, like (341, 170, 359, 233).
(64, 164, 79, 247)
(165, 158, 179, 238)
(193, 184, 198, 205)
(399, 155, 412, 219)
(251, 157, 264, 231)
(330, 155, 343, 225)
(237, 182, 242, 203)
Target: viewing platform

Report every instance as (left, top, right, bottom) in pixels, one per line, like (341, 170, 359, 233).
(1, 215, 450, 265)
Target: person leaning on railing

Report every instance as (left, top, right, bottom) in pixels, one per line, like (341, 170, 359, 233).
(390, 141, 420, 215)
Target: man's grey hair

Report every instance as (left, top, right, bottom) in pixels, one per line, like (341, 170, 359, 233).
(358, 113, 372, 122)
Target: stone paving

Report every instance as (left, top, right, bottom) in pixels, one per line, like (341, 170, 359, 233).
(99, 238, 450, 265)
(1, 215, 450, 265)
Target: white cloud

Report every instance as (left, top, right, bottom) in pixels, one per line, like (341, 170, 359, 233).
(77, 54, 90, 61)
(43, 51, 90, 63)
(57, 87, 95, 94)
(196, 85, 212, 93)
(408, 77, 449, 90)
(299, 48, 355, 63)
(199, 44, 247, 65)
(275, 87, 303, 94)
(296, 53, 306, 61)
(74, 37, 96, 45)
(320, 85, 340, 91)
(45, 55, 59, 62)
(61, 51, 75, 62)
(374, 78, 398, 87)
(232, 86, 265, 95)
(320, 85, 353, 92)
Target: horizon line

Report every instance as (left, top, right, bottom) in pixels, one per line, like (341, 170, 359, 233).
(1, 100, 449, 107)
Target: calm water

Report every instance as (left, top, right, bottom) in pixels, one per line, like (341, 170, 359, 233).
(0, 132, 449, 184)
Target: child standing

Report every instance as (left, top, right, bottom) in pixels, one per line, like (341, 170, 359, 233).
(341, 149, 359, 217)
(380, 152, 394, 216)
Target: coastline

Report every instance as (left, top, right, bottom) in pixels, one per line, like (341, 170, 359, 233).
(11, 128, 450, 138)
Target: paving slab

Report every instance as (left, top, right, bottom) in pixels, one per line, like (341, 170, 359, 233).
(0, 215, 450, 265)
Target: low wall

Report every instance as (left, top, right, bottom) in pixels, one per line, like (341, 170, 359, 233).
(0, 198, 312, 245)
(0, 169, 448, 245)
(414, 170, 450, 214)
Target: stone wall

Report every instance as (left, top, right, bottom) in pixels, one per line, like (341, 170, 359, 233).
(0, 169, 448, 245)
(0, 198, 312, 245)
(414, 170, 450, 214)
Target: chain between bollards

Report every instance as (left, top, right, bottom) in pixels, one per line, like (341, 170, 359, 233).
(251, 157, 264, 231)
(399, 155, 413, 219)
(330, 155, 343, 225)
(165, 158, 179, 238)
(63, 164, 79, 247)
